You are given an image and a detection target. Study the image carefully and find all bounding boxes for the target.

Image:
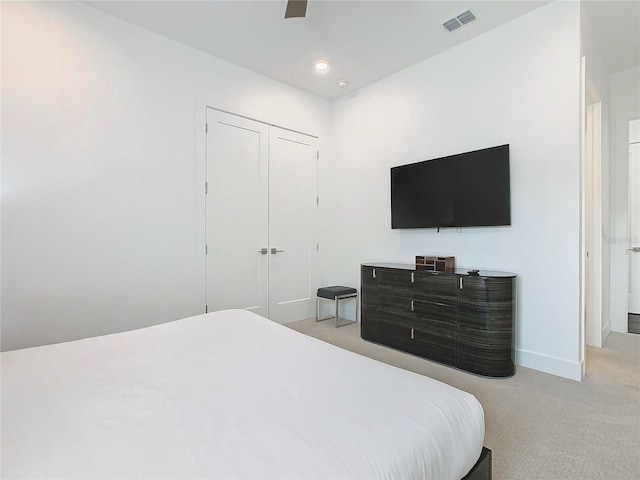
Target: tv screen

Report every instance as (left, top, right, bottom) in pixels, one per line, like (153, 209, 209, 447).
(391, 144, 510, 229)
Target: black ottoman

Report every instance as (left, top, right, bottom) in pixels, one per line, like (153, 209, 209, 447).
(316, 286, 358, 328)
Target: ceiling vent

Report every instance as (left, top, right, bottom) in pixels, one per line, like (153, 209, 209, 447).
(443, 9, 476, 32)
(456, 10, 476, 25)
(443, 17, 462, 32)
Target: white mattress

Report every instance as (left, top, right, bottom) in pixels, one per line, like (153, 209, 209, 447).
(1, 309, 484, 479)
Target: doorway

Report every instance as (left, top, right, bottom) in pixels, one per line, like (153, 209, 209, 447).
(204, 108, 319, 323)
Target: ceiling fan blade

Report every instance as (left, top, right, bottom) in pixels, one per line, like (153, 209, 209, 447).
(285, 0, 307, 19)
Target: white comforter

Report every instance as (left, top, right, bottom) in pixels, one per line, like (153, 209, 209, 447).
(1, 309, 484, 479)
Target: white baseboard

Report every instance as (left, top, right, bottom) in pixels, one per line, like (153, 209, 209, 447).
(516, 348, 582, 381)
(602, 321, 612, 344)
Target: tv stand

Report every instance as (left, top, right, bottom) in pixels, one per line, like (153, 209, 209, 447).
(361, 263, 516, 377)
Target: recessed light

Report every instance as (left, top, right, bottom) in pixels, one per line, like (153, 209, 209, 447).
(314, 60, 330, 73)
(337, 80, 348, 89)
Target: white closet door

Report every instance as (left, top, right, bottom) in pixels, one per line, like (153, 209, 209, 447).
(268, 127, 319, 323)
(205, 109, 318, 323)
(205, 109, 269, 316)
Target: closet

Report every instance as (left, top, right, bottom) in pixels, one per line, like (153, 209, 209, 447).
(205, 108, 318, 323)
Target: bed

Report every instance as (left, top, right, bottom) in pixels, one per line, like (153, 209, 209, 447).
(1, 309, 490, 479)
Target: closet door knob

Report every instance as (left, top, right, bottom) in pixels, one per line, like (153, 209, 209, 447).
(271, 248, 284, 254)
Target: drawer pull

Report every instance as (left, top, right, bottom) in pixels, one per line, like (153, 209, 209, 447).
(410, 300, 415, 311)
(459, 277, 463, 289)
(373, 268, 376, 279)
(411, 272, 415, 283)
(411, 328, 414, 340)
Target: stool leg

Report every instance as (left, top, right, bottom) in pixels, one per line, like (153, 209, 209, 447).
(315, 297, 319, 322)
(334, 297, 339, 327)
(355, 293, 359, 323)
(334, 294, 358, 328)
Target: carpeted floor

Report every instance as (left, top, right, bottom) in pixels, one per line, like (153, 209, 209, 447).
(286, 318, 640, 480)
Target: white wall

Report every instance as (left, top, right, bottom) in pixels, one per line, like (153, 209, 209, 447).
(610, 67, 640, 332)
(1, 1, 330, 351)
(322, 1, 583, 380)
(1, 1, 599, 382)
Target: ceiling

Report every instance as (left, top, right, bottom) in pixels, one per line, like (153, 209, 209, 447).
(85, 1, 640, 100)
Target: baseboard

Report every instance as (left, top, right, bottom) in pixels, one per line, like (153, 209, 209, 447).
(516, 348, 582, 381)
(602, 321, 612, 344)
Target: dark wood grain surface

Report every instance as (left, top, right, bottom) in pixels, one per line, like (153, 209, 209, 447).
(361, 263, 516, 377)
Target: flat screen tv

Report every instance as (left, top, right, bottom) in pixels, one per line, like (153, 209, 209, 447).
(391, 144, 511, 229)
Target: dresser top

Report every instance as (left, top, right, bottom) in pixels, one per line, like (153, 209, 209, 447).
(361, 262, 516, 278)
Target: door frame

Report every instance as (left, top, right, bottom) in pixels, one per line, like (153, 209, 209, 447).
(585, 97, 604, 348)
(627, 120, 640, 316)
(580, 63, 607, 378)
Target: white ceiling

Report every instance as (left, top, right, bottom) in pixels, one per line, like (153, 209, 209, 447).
(85, 0, 639, 100)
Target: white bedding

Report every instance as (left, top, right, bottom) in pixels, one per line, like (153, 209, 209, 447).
(1, 309, 484, 479)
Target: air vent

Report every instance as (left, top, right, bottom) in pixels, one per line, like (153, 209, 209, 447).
(443, 9, 476, 32)
(457, 10, 476, 25)
(443, 18, 462, 32)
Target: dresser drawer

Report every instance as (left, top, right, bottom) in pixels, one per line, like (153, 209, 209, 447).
(412, 299, 457, 325)
(378, 318, 456, 366)
(413, 272, 457, 305)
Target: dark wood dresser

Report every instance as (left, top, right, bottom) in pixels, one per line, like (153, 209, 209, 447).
(361, 263, 516, 377)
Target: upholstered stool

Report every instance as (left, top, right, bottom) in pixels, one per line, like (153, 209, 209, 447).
(316, 286, 358, 328)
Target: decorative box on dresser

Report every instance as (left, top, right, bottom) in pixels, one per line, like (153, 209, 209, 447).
(361, 263, 516, 377)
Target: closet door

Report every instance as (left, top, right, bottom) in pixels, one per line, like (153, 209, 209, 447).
(268, 127, 319, 323)
(205, 110, 269, 316)
(205, 109, 318, 323)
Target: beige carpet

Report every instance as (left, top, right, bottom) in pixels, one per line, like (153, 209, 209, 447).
(286, 319, 640, 480)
